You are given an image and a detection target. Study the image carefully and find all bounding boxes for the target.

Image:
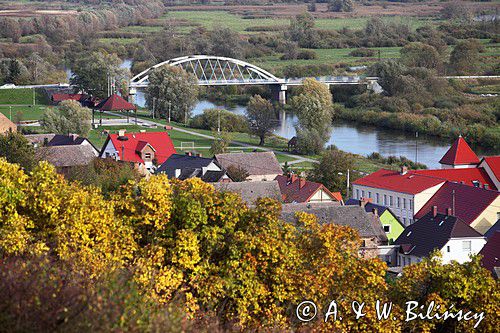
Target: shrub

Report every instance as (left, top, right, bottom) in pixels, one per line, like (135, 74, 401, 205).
(349, 48, 376, 57)
(190, 109, 249, 133)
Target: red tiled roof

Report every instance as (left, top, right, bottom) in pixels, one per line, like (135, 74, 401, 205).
(413, 168, 497, 190)
(439, 136, 480, 166)
(275, 174, 339, 203)
(52, 93, 85, 102)
(479, 231, 499, 273)
(414, 182, 499, 225)
(331, 192, 343, 202)
(97, 94, 136, 111)
(482, 156, 500, 181)
(352, 169, 445, 194)
(108, 132, 175, 164)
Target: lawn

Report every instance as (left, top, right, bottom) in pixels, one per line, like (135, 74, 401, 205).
(0, 105, 49, 121)
(98, 37, 142, 45)
(0, 88, 48, 105)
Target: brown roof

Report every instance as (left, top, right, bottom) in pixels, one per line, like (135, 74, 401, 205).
(275, 174, 338, 203)
(36, 145, 97, 167)
(215, 152, 282, 177)
(0, 112, 17, 134)
(280, 202, 387, 242)
(213, 180, 282, 205)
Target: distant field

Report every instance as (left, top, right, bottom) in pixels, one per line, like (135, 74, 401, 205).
(163, 11, 435, 34)
(98, 37, 142, 45)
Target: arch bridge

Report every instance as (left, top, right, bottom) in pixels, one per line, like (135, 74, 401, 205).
(129, 55, 379, 104)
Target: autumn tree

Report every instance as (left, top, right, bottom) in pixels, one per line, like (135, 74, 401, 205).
(449, 39, 483, 75)
(391, 253, 499, 332)
(400, 42, 442, 71)
(327, 0, 354, 13)
(245, 95, 276, 146)
(225, 164, 249, 182)
(40, 100, 92, 136)
(146, 66, 198, 122)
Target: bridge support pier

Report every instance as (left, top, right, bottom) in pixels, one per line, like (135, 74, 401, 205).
(128, 87, 136, 105)
(271, 84, 287, 105)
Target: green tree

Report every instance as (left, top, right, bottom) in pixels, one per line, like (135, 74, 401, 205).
(245, 95, 276, 146)
(290, 78, 334, 153)
(70, 51, 128, 99)
(307, 148, 355, 195)
(288, 12, 319, 48)
(225, 164, 250, 182)
(40, 100, 92, 136)
(449, 39, 483, 75)
(146, 66, 198, 122)
(400, 42, 442, 71)
(0, 131, 37, 171)
(209, 130, 232, 155)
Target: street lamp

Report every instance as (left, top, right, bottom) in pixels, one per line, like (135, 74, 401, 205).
(168, 101, 171, 123)
(337, 169, 350, 199)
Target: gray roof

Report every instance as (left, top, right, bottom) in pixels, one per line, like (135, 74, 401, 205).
(213, 180, 282, 205)
(281, 202, 388, 241)
(36, 145, 96, 167)
(156, 153, 218, 177)
(24, 133, 56, 145)
(215, 152, 282, 176)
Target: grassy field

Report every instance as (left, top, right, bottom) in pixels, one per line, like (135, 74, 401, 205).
(162, 11, 434, 35)
(0, 88, 48, 105)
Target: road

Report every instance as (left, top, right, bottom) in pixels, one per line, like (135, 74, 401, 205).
(103, 111, 317, 166)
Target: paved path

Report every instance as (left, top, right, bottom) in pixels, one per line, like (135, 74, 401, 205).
(103, 111, 317, 165)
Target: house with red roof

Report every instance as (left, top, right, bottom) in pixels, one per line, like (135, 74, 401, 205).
(99, 130, 176, 173)
(479, 232, 500, 278)
(414, 182, 499, 234)
(394, 208, 486, 266)
(352, 166, 445, 226)
(275, 174, 342, 204)
(439, 135, 480, 169)
(479, 156, 500, 191)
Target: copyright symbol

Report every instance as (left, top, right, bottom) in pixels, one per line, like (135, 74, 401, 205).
(296, 300, 317, 322)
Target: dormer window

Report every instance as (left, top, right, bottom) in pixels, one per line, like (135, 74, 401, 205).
(144, 153, 152, 159)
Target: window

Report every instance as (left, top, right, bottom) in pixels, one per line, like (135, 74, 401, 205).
(144, 153, 152, 159)
(463, 241, 471, 252)
(403, 217, 407, 225)
(368, 191, 372, 198)
(361, 190, 365, 198)
(389, 196, 393, 206)
(447, 246, 450, 252)
(383, 194, 387, 205)
(376, 193, 380, 203)
(403, 199, 407, 209)
(409, 218, 413, 225)
(409, 200, 413, 210)
(397, 197, 400, 208)
(383, 225, 390, 233)
(356, 189, 360, 199)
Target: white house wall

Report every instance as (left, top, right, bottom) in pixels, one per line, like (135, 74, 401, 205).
(440, 237, 486, 264)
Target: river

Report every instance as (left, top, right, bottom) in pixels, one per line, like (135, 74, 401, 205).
(82, 60, 496, 169)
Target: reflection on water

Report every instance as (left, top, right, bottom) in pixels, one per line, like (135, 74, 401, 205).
(134, 93, 497, 169)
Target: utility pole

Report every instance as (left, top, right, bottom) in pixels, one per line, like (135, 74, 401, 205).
(217, 108, 221, 133)
(168, 101, 171, 123)
(415, 131, 419, 164)
(152, 97, 156, 120)
(32, 88, 35, 106)
(346, 169, 350, 199)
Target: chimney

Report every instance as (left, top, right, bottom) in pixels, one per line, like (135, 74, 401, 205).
(372, 208, 378, 217)
(431, 205, 438, 218)
(360, 197, 372, 207)
(299, 178, 306, 189)
(70, 133, 78, 142)
(118, 129, 126, 137)
(400, 166, 408, 175)
(446, 207, 453, 216)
